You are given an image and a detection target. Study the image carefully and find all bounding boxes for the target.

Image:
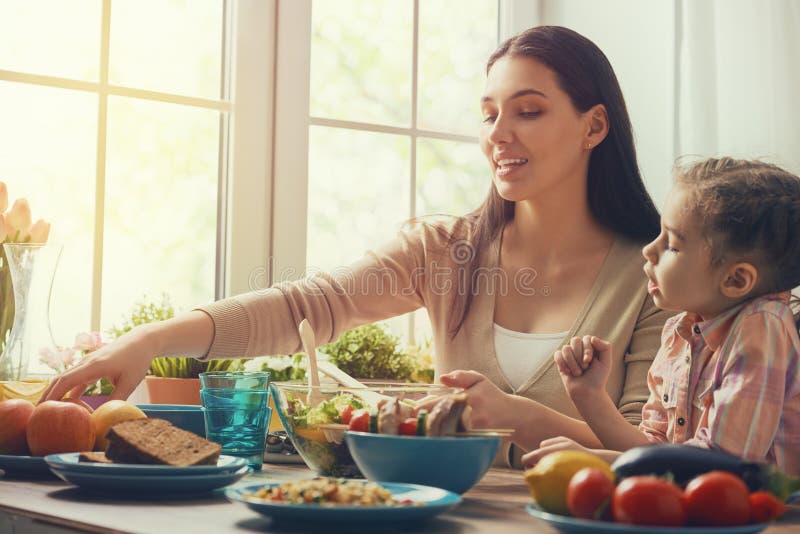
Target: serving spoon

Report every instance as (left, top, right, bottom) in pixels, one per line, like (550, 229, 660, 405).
(298, 319, 323, 406)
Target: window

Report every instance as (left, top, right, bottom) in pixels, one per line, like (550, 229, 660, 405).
(273, 0, 531, 344)
(0, 0, 273, 373)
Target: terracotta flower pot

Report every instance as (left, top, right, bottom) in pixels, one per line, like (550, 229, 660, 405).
(144, 376, 201, 405)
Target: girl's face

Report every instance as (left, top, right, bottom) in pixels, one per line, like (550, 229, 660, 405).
(642, 185, 730, 318)
(479, 55, 590, 203)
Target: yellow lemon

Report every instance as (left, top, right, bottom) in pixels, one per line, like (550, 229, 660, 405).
(524, 451, 613, 515)
(91, 400, 147, 451)
(0, 379, 50, 403)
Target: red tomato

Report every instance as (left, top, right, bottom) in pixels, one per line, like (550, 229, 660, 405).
(398, 417, 418, 436)
(567, 468, 615, 520)
(339, 404, 354, 425)
(612, 476, 686, 527)
(749, 491, 787, 523)
(348, 409, 369, 432)
(684, 471, 750, 527)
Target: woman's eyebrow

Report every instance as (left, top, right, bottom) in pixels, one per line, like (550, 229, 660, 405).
(481, 88, 548, 103)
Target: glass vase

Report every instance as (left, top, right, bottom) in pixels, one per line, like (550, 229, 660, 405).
(0, 243, 62, 381)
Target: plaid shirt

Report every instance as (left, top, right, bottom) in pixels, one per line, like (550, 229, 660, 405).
(639, 292, 800, 475)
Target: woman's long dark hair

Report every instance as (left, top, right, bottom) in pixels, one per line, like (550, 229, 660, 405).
(449, 26, 661, 337)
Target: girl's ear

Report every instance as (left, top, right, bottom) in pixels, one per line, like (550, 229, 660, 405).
(720, 262, 758, 298)
(584, 104, 609, 150)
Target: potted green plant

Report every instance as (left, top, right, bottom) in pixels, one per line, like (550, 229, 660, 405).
(319, 323, 431, 382)
(108, 293, 237, 405)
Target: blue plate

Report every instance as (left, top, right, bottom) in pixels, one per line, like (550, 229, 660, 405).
(44, 453, 248, 475)
(0, 454, 54, 477)
(226, 481, 461, 523)
(136, 404, 206, 436)
(525, 503, 770, 534)
(49, 464, 251, 494)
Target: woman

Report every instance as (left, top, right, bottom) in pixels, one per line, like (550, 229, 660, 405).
(42, 26, 670, 467)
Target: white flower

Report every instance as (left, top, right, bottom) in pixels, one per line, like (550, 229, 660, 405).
(39, 346, 77, 373)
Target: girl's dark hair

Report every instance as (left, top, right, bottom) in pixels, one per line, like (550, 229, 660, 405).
(449, 25, 660, 337)
(675, 157, 800, 295)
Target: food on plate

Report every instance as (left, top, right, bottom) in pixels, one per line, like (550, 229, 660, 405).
(61, 396, 94, 413)
(346, 393, 470, 437)
(91, 400, 147, 451)
(749, 491, 787, 523)
(0, 398, 35, 455)
(79, 451, 113, 464)
(611, 475, 686, 527)
(566, 467, 615, 520)
(244, 477, 418, 506)
(611, 443, 800, 499)
(531, 449, 791, 528)
(524, 451, 614, 515)
(683, 470, 751, 527)
(26, 400, 95, 456)
(105, 418, 220, 466)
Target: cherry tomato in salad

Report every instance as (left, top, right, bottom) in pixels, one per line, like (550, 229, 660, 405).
(684, 471, 751, 527)
(612, 476, 686, 527)
(339, 404, 354, 425)
(567, 467, 615, 520)
(398, 417, 418, 436)
(348, 409, 370, 433)
(749, 491, 787, 523)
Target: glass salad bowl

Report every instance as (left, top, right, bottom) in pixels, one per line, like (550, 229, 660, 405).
(269, 381, 456, 477)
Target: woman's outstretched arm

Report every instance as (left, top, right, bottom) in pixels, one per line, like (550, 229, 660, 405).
(41, 310, 215, 402)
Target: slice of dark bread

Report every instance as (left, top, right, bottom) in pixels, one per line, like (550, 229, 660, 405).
(79, 451, 113, 463)
(105, 418, 221, 467)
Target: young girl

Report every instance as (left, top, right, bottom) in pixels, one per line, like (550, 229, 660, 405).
(523, 157, 800, 476)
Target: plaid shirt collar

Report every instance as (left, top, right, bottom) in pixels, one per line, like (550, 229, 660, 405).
(673, 292, 791, 350)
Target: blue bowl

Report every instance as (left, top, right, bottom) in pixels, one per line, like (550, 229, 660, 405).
(344, 431, 500, 494)
(137, 404, 206, 437)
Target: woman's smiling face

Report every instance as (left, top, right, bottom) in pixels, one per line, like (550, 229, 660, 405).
(479, 55, 590, 203)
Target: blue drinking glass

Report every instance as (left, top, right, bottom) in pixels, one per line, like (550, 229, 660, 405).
(199, 371, 271, 470)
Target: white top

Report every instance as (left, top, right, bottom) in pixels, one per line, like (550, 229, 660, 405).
(493, 323, 568, 390)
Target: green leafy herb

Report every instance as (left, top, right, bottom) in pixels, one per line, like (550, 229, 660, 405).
(319, 323, 417, 380)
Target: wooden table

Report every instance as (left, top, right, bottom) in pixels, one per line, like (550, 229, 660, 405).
(1, 463, 798, 533)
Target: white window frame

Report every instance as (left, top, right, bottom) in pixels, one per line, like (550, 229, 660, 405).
(270, 0, 538, 284)
(0, 0, 275, 329)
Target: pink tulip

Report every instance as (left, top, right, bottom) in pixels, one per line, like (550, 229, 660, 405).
(0, 214, 7, 242)
(5, 198, 32, 238)
(0, 182, 7, 213)
(73, 332, 105, 353)
(27, 219, 50, 243)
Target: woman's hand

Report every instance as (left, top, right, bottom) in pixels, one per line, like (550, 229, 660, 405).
(437, 370, 514, 430)
(554, 336, 613, 401)
(40, 325, 158, 403)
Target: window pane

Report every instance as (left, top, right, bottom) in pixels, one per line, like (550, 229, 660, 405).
(102, 96, 218, 329)
(307, 126, 410, 271)
(109, 0, 223, 99)
(0, 82, 97, 373)
(418, 0, 498, 135)
(0, 0, 101, 81)
(310, 0, 412, 127)
(416, 137, 488, 216)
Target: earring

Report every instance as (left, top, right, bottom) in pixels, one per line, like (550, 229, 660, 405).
(585, 142, 592, 150)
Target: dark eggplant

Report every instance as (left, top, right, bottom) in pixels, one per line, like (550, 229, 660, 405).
(611, 444, 800, 499)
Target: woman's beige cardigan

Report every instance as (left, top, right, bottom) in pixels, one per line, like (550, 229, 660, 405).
(199, 220, 671, 466)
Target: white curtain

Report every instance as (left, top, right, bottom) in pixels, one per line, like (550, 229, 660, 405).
(678, 0, 800, 174)
(525, 0, 800, 206)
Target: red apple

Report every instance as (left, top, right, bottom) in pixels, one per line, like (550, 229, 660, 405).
(0, 399, 35, 454)
(61, 396, 94, 413)
(26, 400, 95, 456)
